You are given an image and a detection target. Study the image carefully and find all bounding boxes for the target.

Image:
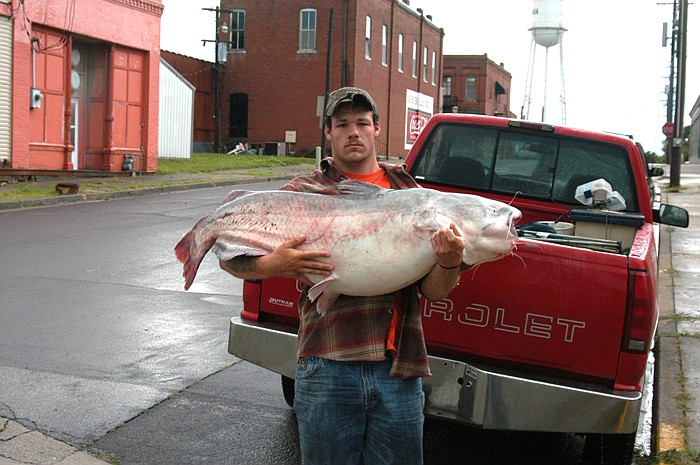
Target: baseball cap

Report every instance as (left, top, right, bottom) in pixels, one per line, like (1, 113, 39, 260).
(325, 87, 379, 121)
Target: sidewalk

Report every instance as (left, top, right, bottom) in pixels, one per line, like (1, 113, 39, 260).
(0, 418, 108, 465)
(0, 162, 698, 464)
(656, 163, 700, 458)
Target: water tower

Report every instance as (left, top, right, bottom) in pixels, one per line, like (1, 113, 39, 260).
(520, 0, 567, 123)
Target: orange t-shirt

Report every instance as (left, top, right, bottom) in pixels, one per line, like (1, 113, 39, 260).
(346, 168, 392, 189)
(345, 168, 400, 354)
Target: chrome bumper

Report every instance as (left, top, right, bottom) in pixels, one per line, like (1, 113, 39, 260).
(229, 316, 641, 434)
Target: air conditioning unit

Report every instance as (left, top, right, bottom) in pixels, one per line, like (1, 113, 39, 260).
(264, 142, 286, 156)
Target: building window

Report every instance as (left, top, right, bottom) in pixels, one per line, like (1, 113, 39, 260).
(431, 51, 436, 84)
(442, 76, 453, 110)
(411, 41, 417, 77)
(229, 10, 245, 50)
(381, 24, 388, 66)
(422, 46, 428, 82)
(443, 76, 452, 95)
(466, 76, 477, 101)
(365, 16, 371, 59)
(397, 33, 404, 72)
(299, 9, 316, 52)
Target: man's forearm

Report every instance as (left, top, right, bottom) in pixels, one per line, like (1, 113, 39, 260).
(220, 256, 268, 280)
(419, 263, 463, 301)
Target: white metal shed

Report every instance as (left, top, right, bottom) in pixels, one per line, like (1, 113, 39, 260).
(0, 14, 12, 162)
(158, 58, 195, 159)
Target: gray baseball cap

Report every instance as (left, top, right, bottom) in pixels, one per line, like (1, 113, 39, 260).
(325, 87, 379, 121)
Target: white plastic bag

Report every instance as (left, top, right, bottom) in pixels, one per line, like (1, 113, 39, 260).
(574, 178, 626, 211)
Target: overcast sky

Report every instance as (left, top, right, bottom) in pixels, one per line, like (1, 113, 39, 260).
(160, 0, 698, 154)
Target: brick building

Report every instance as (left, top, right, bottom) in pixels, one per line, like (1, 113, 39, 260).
(0, 0, 163, 174)
(441, 54, 514, 118)
(217, 0, 443, 158)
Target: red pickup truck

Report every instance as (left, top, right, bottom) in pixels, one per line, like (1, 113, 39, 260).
(228, 114, 689, 465)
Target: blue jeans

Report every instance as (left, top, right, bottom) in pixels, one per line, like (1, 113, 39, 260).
(293, 355, 425, 465)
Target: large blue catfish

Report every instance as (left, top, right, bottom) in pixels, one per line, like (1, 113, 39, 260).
(175, 181, 521, 314)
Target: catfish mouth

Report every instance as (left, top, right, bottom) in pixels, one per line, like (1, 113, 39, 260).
(506, 210, 522, 246)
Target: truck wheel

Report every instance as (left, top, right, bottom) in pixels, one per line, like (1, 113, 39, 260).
(281, 375, 295, 407)
(581, 432, 635, 465)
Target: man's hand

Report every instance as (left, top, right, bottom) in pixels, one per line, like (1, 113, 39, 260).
(431, 224, 464, 269)
(219, 235, 333, 286)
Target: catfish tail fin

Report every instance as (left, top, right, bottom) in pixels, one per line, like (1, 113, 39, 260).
(175, 228, 209, 290)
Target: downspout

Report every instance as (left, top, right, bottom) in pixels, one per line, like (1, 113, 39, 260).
(438, 28, 444, 114)
(385, 0, 395, 160)
(342, 0, 348, 86)
(417, 8, 423, 96)
(320, 8, 334, 155)
(31, 37, 38, 89)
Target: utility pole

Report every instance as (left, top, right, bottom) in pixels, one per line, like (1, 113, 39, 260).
(663, 1, 677, 165)
(320, 8, 334, 156)
(202, 7, 233, 153)
(670, 0, 688, 187)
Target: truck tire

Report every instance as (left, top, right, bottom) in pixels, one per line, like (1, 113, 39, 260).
(282, 375, 295, 407)
(581, 432, 635, 465)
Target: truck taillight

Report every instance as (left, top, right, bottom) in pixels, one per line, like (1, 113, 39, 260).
(615, 270, 658, 391)
(621, 270, 657, 354)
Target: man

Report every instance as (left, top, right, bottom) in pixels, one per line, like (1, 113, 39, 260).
(220, 87, 464, 465)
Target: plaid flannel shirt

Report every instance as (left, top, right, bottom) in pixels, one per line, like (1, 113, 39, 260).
(281, 158, 431, 379)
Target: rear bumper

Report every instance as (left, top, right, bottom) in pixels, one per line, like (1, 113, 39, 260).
(229, 316, 641, 434)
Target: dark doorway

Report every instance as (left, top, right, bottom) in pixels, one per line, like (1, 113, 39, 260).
(229, 93, 248, 138)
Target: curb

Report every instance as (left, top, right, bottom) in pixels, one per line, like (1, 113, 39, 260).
(0, 175, 296, 211)
(654, 202, 687, 456)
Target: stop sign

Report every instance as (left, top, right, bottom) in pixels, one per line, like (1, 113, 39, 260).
(662, 122, 675, 137)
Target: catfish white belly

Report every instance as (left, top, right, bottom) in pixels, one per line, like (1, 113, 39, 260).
(175, 180, 521, 315)
(305, 213, 437, 296)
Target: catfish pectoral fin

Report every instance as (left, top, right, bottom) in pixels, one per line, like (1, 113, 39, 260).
(308, 275, 340, 315)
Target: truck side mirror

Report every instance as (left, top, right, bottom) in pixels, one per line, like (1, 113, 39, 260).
(653, 204, 690, 228)
(648, 166, 665, 177)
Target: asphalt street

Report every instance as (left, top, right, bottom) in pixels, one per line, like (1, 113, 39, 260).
(0, 179, 583, 464)
(0, 164, 698, 464)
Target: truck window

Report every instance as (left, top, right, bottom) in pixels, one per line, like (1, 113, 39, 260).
(492, 132, 559, 197)
(551, 139, 638, 211)
(411, 124, 498, 190)
(410, 122, 639, 212)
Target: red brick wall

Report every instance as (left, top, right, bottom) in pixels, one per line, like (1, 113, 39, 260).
(442, 54, 513, 118)
(220, 0, 442, 158)
(8, 0, 162, 172)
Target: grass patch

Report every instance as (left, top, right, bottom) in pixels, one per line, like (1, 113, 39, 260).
(155, 153, 313, 175)
(635, 449, 700, 464)
(660, 314, 700, 323)
(0, 154, 315, 202)
(89, 452, 120, 465)
(663, 185, 687, 194)
(0, 185, 59, 201)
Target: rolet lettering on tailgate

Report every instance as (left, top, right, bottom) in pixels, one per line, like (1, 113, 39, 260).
(423, 299, 586, 343)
